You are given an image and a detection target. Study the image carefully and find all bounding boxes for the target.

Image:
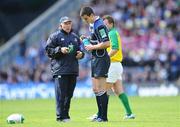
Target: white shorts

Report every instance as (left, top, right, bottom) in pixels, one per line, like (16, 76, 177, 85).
(106, 62, 123, 83)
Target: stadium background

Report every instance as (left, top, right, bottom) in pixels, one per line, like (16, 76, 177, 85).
(0, 0, 179, 99)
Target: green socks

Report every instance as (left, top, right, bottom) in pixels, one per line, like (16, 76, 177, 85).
(119, 93, 132, 115)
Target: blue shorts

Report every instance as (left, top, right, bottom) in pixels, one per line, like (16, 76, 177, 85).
(91, 56, 110, 78)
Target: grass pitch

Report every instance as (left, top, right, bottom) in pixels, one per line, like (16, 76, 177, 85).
(0, 96, 179, 127)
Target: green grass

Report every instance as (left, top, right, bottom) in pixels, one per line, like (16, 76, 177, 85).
(0, 96, 179, 127)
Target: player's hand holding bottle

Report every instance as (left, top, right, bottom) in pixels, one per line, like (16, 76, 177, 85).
(80, 35, 90, 46)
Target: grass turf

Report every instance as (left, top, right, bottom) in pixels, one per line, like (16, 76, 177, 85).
(0, 96, 179, 127)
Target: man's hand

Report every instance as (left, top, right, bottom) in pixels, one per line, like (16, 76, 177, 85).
(60, 47, 69, 54)
(84, 41, 110, 51)
(80, 35, 88, 41)
(76, 51, 83, 59)
(85, 44, 94, 51)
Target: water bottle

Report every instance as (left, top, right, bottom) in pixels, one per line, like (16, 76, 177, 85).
(82, 38, 90, 46)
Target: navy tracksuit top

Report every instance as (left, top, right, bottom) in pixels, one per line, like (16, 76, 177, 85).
(45, 29, 83, 77)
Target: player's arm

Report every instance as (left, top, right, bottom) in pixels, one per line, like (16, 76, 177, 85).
(108, 32, 119, 57)
(85, 26, 110, 51)
(91, 40, 110, 50)
(94, 25, 110, 49)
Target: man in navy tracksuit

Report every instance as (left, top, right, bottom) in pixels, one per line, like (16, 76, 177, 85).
(45, 16, 84, 122)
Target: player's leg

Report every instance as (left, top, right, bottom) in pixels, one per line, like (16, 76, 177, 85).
(91, 57, 109, 122)
(112, 62, 135, 119)
(113, 80, 132, 114)
(106, 62, 118, 95)
(90, 59, 102, 121)
(95, 77, 108, 121)
(106, 82, 114, 94)
(88, 63, 114, 120)
(88, 81, 111, 120)
(91, 77, 108, 122)
(113, 80, 135, 119)
(91, 78, 101, 120)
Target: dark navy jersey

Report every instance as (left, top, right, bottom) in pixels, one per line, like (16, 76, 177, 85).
(89, 17, 109, 57)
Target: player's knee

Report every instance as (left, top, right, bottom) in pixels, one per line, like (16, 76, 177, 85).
(92, 87, 99, 93)
(114, 89, 123, 95)
(114, 90, 120, 95)
(107, 89, 113, 95)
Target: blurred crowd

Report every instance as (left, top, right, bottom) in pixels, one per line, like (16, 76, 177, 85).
(0, 0, 180, 85)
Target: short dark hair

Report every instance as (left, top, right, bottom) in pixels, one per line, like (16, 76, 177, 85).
(103, 15, 115, 26)
(80, 6, 94, 16)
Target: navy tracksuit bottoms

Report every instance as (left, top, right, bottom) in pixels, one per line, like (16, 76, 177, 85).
(54, 75, 76, 120)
